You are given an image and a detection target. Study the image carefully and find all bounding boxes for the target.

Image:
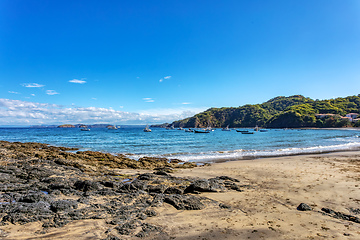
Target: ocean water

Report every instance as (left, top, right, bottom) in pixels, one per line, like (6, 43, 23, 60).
(0, 127, 359, 163)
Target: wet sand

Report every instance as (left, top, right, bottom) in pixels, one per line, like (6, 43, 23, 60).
(1, 151, 360, 239)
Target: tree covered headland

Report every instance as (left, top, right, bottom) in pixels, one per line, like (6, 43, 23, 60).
(166, 95, 360, 128)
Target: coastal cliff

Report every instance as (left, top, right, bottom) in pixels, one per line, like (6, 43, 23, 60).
(161, 94, 360, 128)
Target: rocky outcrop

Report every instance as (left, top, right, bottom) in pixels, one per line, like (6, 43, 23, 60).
(0, 141, 196, 175)
(0, 141, 246, 239)
(57, 124, 76, 128)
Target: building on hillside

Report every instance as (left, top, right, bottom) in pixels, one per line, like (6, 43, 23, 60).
(315, 114, 336, 119)
(345, 113, 359, 121)
(340, 116, 352, 122)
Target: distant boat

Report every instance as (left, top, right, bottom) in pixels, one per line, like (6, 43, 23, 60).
(81, 127, 90, 131)
(178, 127, 183, 130)
(194, 129, 210, 133)
(241, 131, 254, 134)
(222, 125, 231, 131)
(204, 126, 214, 132)
(259, 129, 268, 132)
(254, 125, 259, 131)
(185, 128, 193, 132)
(144, 125, 151, 132)
(107, 125, 118, 130)
(236, 130, 249, 133)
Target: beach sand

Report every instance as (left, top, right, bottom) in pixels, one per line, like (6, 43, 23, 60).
(1, 151, 360, 239)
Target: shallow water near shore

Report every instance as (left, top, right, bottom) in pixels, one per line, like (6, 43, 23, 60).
(0, 127, 359, 162)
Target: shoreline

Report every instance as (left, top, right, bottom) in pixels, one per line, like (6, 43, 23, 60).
(145, 151, 360, 239)
(0, 141, 360, 239)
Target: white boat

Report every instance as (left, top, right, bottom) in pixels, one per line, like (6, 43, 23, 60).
(205, 127, 214, 131)
(81, 127, 90, 131)
(222, 125, 231, 131)
(107, 125, 118, 130)
(144, 125, 151, 132)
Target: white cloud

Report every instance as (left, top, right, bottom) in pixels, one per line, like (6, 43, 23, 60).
(69, 79, 86, 84)
(31, 94, 35, 96)
(92, 98, 97, 100)
(143, 98, 154, 102)
(46, 90, 59, 95)
(0, 98, 204, 125)
(22, 83, 45, 88)
(182, 102, 191, 105)
(159, 76, 172, 83)
(8, 91, 20, 94)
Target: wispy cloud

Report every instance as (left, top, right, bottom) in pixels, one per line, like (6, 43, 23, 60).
(143, 98, 154, 103)
(46, 90, 59, 95)
(0, 98, 204, 125)
(31, 94, 35, 96)
(182, 102, 191, 105)
(8, 91, 20, 94)
(69, 79, 86, 84)
(22, 83, 45, 88)
(159, 76, 172, 83)
(92, 98, 97, 100)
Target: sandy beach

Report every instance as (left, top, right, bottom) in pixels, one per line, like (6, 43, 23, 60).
(1, 148, 360, 239)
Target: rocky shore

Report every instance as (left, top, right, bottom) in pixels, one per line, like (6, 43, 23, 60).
(0, 141, 245, 239)
(1, 141, 360, 239)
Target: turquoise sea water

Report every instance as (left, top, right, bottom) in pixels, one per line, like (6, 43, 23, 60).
(0, 127, 359, 163)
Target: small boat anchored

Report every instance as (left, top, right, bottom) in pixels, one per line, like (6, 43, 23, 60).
(241, 131, 254, 134)
(143, 125, 151, 132)
(194, 129, 210, 133)
(81, 127, 90, 131)
(222, 125, 231, 131)
(236, 130, 249, 133)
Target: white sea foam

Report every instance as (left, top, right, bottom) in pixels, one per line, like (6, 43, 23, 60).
(128, 141, 360, 163)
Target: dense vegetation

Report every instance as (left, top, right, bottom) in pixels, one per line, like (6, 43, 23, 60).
(167, 95, 360, 128)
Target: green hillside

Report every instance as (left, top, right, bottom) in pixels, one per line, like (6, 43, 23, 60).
(167, 94, 360, 128)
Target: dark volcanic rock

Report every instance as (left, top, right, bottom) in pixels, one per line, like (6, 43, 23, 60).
(297, 203, 312, 211)
(321, 208, 360, 223)
(137, 173, 155, 180)
(164, 187, 184, 195)
(164, 194, 205, 210)
(216, 176, 240, 182)
(219, 203, 231, 209)
(74, 180, 102, 192)
(185, 179, 225, 193)
(0, 140, 248, 239)
(147, 184, 167, 194)
(18, 192, 52, 203)
(50, 200, 78, 213)
(1, 202, 53, 224)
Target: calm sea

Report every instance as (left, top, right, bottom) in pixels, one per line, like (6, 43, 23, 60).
(0, 127, 359, 163)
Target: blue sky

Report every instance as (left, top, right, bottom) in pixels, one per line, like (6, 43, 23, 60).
(1, 0, 360, 125)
